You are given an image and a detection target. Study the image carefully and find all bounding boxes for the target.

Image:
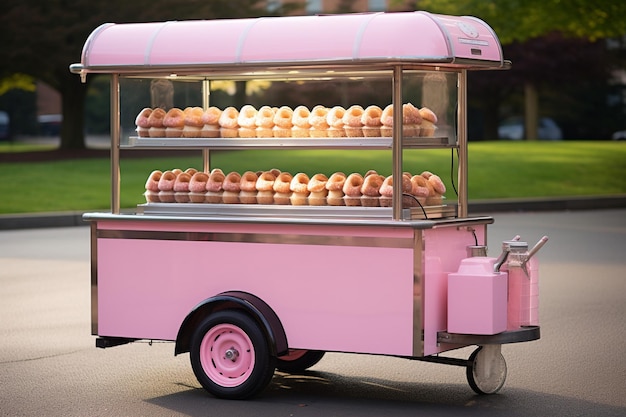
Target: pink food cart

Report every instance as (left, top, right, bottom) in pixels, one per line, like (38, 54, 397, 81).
(71, 11, 547, 399)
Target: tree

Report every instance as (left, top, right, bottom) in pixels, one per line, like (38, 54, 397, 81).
(415, 0, 626, 139)
(0, 0, 282, 150)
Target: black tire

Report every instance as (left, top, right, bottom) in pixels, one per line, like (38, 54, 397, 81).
(190, 310, 276, 399)
(466, 346, 507, 395)
(276, 349, 326, 372)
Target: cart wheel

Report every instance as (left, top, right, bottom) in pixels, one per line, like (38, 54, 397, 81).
(276, 349, 325, 372)
(190, 310, 276, 399)
(466, 345, 507, 395)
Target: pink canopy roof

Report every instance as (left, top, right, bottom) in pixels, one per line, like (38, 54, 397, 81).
(73, 11, 505, 74)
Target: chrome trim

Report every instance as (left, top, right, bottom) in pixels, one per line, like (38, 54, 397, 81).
(90, 222, 98, 335)
(457, 70, 468, 217)
(110, 73, 120, 214)
(96, 229, 414, 249)
(412, 230, 424, 356)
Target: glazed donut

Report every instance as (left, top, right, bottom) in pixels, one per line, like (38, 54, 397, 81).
(189, 172, 209, 203)
(326, 172, 346, 191)
(256, 171, 276, 204)
(342, 105, 365, 137)
(419, 107, 438, 137)
(144, 170, 162, 202)
(343, 173, 364, 206)
(379, 174, 413, 207)
(222, 171, 242, 204)
(308, 173, 328, 206)
(255, 105, 275, 138)
(145, 170, 162, 192)
(269, 168, 282, 178)
(174, 172, 192, 203)
(163, 108, 185, 138)
(135, 108, 153, 137)
(273, 172, 293, 205)
(361, 173, 384, 207)
(219, 107, 240, 138)
(183, 107, 204, 138)
(420, 171, 433, 179)
(273, 106, 293, 138)
(157, 170, 177, 202)
(409, 174, 430, 202)
(147, 108, 166, 137)
(427, 174, 446, 195)
(200, 106, 222, 138)
(361, 105, 383, 137)
(206, 169, 226, 192)
(309, 105, 329, 137)
(238, 171, 258, 204)
(290, 173, 310, 205)
(291, 105, 311, 137)
(326, 106, 346, 138)
(402, 103, 423, 137)
(238, 105, 258, 138)
(380, 104, 393, 137)
(185, 167, 198, 176)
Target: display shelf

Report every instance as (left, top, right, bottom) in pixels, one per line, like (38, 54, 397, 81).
(124, 135, 458, 150)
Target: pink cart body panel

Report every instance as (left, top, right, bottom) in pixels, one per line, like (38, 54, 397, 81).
(92, 218, 487, 358)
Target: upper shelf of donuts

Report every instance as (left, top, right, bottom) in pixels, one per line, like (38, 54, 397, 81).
(71, 11, 506, 78)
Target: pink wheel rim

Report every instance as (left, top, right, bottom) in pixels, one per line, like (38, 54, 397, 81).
(200, 323, 255, 387)
(279, 349, 308, 361)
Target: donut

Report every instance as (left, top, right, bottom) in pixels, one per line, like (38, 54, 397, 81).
(144, 170, 162, 202)
(308, 173, 328, 206)
(189, 172, 209, 203)
(326, 106, 346, 138)
(183, 107, 204, 138)
(200, 106, 222, 138)
(409, 174, 430, 205)
(273, 106, 293, 137)
(163, 108, 185, 138)
(237, 171, 258, 204)
(360, 173, 384, 207)
(325, 172, 346, 206)
(147, 108, 166, 137)
(158, 170, 177, 202)
(205, 169, 226, 203)
(255, 105, 275, 138)
(342, 105, 365, 137)
(379, 174, 413, 207)
(222, 171, 242, 204)
(238, 105, 258, 138)
(273, 172, 293, 205)
(428, 174, 446, 195)
(402, 103, 423, 137)
(185, 167, 198, 176)
(380, 104, 393, 137)
(255, 171, 276, 204)
(290, 173, 310, 205)
(269, 168, 282, 177)
(361, 105, 383, 137)
(343, 173, 364, 206)
(135, 108, 153, 137)
(291, 105, 311, 137)
(174, 172, 192, 203)
(309, 105, 329, 137)
(219, 107, 239, 138)
(419, 107, 438, 137)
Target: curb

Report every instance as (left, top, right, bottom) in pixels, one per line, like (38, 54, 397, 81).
(1, 195, 625, 231)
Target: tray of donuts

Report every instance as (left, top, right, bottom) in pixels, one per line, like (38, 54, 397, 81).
(143, 168, 448, 210)
(134, 103, 440, 141)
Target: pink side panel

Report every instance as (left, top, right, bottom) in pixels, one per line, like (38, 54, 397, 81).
(97, 222, 415, 356)
(422, 226, 485, 356)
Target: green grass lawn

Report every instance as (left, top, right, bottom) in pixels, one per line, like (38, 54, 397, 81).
(1, 141, 624, 214)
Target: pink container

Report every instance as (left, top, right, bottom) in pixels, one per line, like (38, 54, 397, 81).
(447, 257, 508, 335)
(506, 256, 539, 329)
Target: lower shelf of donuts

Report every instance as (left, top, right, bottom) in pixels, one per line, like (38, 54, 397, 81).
(140, 192, 455, 220)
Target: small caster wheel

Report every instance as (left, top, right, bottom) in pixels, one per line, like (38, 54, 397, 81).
(466, 345, 507, 395)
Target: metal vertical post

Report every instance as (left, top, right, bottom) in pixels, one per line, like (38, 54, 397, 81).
(110, 74, 120, 214)
(392, 66, 403, 221)
(457, 70, 468, 218)
(202, 79, 211, 173)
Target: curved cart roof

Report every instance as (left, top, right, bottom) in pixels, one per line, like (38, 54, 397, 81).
(71, 11, 506, 76)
